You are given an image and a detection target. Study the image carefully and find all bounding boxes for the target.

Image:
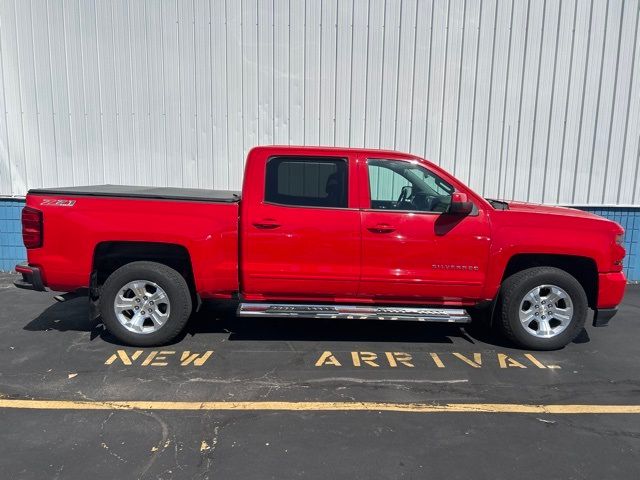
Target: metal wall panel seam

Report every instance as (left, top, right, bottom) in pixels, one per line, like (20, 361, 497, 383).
(405, 0, 419, 153)
(464, 0, 481, 186)
(526, 0, 548, 202)
(584, 0, 611, 203)
(509, 0, 532, 201)
(570, 0, 596, 204)
(601, 0, 626, 203)
(436, 0, 451, 164)
(421, 0, 435, 160)
(615, 0, 640, 204)
(9, 0, 28, 194)
(0, 3, 13, 195)
(480, 0, 499, 196)
(497, 0, 515, 200)
(451, 0, 467, 180)
(555, 0, 579, 204)
(27, 0, 44, 188)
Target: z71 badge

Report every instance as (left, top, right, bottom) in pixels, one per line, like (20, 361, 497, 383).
(41, 199, 76, 207)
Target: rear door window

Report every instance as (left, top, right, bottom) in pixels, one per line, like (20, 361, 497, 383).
(265, 157, 348, 208)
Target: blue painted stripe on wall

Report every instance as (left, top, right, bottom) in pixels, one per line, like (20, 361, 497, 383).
(0, 199, 27, 273)
(579, 207, 640, 283)
(1, 199, 639, 281)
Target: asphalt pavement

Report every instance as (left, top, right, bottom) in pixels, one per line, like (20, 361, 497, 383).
(1, 273, 639, 479)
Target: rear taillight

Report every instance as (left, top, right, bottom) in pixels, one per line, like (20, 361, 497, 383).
(22, 206, 43, 248)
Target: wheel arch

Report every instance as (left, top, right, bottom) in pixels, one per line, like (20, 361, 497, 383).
(91, 241, 197, 301)
(501, 254, 598, 309)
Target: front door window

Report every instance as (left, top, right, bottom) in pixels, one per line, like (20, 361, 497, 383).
(368, 159, 454, 213)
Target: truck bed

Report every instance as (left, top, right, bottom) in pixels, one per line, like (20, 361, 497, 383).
(29, 185, 241, 203)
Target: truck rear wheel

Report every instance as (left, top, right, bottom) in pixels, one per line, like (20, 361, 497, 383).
(99, 261, 192, 346)
(497, 267, 588, 350)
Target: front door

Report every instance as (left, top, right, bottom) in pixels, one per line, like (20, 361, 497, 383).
(241, 154, 361, 301)
(359, 158, 491, 304)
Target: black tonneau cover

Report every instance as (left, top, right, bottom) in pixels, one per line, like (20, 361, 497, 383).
(28, 185, 241, 203)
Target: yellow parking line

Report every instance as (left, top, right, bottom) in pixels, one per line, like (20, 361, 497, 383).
(1, 398, 640, 414)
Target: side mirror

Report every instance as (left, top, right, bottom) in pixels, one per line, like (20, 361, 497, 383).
(449, 192, 473, 215)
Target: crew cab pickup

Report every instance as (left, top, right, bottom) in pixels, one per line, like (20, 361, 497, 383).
(15, 146, 626, 350)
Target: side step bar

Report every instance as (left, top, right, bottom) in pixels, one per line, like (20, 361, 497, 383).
(237, 303, 471, 324)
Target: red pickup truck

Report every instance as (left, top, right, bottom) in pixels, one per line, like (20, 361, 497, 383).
(15, 146, 626, 350)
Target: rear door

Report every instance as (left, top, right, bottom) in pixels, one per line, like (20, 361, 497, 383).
(241, 153, 361, 300)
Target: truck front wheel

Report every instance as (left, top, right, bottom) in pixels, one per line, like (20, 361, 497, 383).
(497, 267, 588, 350)
(99, 261, 193, 346)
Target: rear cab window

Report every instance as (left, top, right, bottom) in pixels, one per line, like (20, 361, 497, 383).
(265, 156, 348, 208)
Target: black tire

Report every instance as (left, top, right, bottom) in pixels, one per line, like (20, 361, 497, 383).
(99, 261, 192, 346)
(497, 267, 588, 350)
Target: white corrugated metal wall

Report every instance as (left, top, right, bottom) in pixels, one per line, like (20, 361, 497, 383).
(0, 0, 639, 206)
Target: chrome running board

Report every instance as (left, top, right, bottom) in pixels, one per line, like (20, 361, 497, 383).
(237, 303, 471, 323)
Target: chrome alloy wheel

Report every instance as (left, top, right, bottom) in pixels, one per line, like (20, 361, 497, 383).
(113, 280, 170, 334)
(518, 284, 574, 338)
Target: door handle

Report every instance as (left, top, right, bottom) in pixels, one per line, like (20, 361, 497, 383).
(367, 223, 396, 233)
(253, 219, 281, 229)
